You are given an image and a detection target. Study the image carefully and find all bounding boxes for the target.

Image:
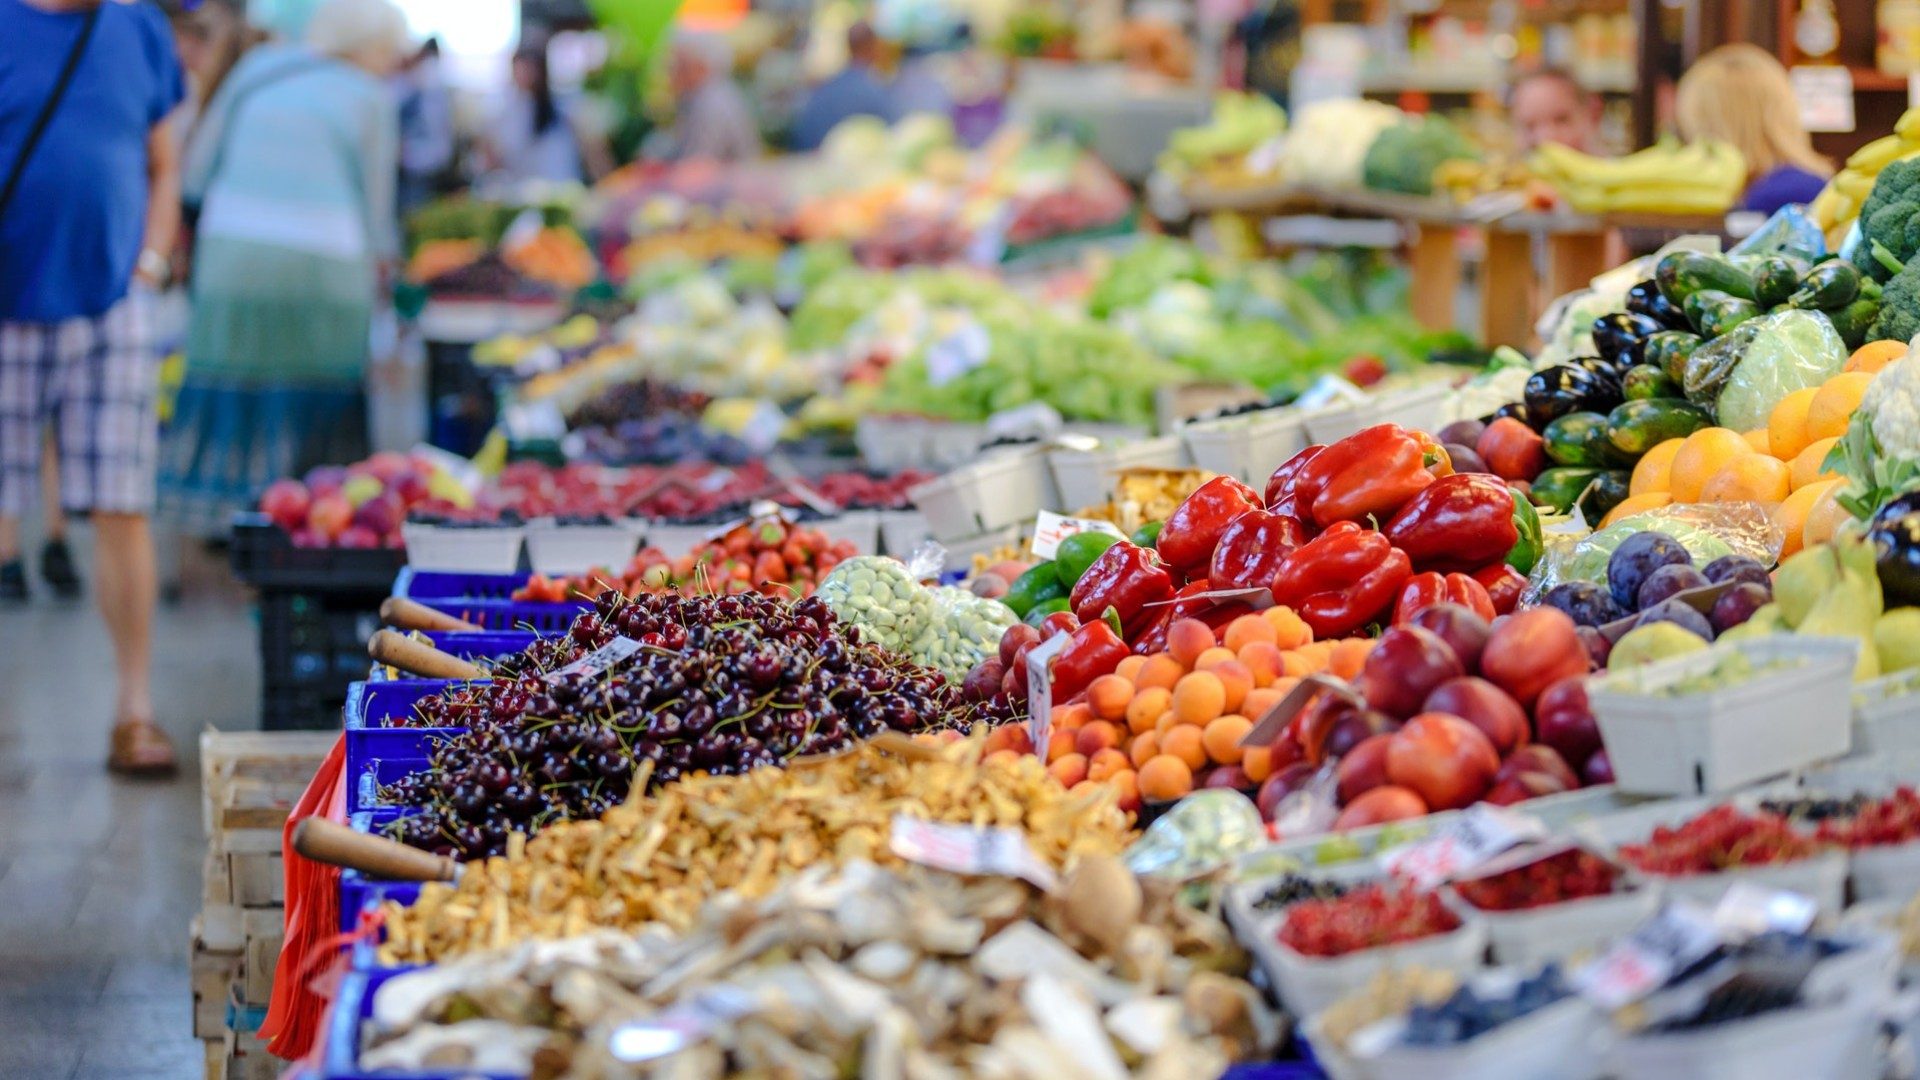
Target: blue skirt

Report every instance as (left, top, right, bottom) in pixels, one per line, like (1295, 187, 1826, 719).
(158, 379, 368, 538)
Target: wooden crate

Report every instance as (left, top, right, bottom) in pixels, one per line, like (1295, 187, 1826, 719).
(199, 730, 334, 837)
(224, 1027, 279, 1080)
(241, 926, 284, 1008)
(227, 851, 284, 907)
(203, 1036, 227, 1080)
(190, 921, 242, 1040)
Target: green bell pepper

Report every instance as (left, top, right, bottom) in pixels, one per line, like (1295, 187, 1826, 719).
(1506, 486, 1544, 575)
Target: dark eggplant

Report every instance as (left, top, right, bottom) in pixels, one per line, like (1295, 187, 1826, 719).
(1870, 493, 1920, 608)
(1627, 280, 1691, 330)
(1485, 402, 1533, 427)
(1524, 364, 1619, 424)
(1569, 356, 1627, 403)
(1591, 312, 1665, 366)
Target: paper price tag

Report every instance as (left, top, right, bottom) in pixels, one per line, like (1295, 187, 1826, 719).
(1573, 900, 1723, 1009)
(1025, 632, 1072, 756)
(1712, 882, 1816, 939)
(547, 636, 643, 682)
(925, 317, 991, 388)
(1791, 65, 1855, 133)
(1380, 804, 1549, 889)
(1029, 511, 1128, 560)
(890, 815, 1060, 891)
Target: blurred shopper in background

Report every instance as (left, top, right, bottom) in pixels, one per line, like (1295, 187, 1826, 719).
(1507, 66, 1604, 155)
(395, 36, 456, 211)
(171, 0, 252, 138)
(160, 0, 405, 541)
(486, 45, 612, 185)
(891, 41, 954, 120)
(652, 31, 761, 163)
(1676, 44, 1832, 215)
(791, 21, 895, 151)
(0, 0, 185, 771)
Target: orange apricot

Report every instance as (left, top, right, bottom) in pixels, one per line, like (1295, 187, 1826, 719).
(1160, 725, 1209, 770)
(1085, 675, 1134, 722)
(1238, 640, 1285, 686)
(1224, 613, 1279, 652)
(1135, 653, 1184, 692)
(1210, 660, 1253, 713)
(1075, 720, 1124, 757)
(1047, 752, 1088, 787)
(1051, 701, 1092, 732)
(1087, 747, 1130, 782)
(1242, 744, 1275, 784)
(1263, 605, 1313, 649)
(1202, 714, 1254, 765)
(1125, 687, 1172, 735)
(1128, 730, 1161, 768)
(1166, 619, 1215, 668)
(1113, 655, 1146, 683)
(1329, 638, 1374, 680)
(1171, 671, 1227, 725)
(1045, 727, 1076, 763)
(1138, 754, 1195, 801)
(1194, 646, 1238, 671)
(1109, 768, 1142, 813)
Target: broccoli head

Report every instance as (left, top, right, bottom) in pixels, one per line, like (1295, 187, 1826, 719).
(1361, 116, 1477, 197)
(1869, 260, 1920, 344)
(1853, 159, 1920, 282)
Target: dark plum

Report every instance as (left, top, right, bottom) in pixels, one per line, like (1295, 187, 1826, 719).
(1701, 554, 1771, 588)
(1636, 563, 1709, 611)
(1710, 582, 1772, 633)
(1606, 531, 1692, 609)
(1542, 581, 1623, 627)
(1634, 598, 1715, 640)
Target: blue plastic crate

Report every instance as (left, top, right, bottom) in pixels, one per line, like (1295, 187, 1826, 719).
(344, 681, 459, 806)
(366, 630, 535, 682)
(391, 566, 589, 632)
(350, 754, 432, 814)
(319, 956, 512, 1080)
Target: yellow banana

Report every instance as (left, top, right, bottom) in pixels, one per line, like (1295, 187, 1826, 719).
(1833, 168, 1877, 202)
(1848, 134, 1909, 172)
(1897, 107, 1920, 142)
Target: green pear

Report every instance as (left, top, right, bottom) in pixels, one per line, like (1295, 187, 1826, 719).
(1876, 609, 1920, 675)
(1611, 622, 1711, 670)
(1774, 545, 1841, 628)
(1717, 604, 1780, 645)
(1798, 573, 1884, 681)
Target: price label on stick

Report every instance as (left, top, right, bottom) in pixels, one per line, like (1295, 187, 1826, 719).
(1574, 900, 1724, 1009)
(1379, 804, 1549, 889)
(890, 815, 1060, 890)
(1026, 632, 1071, 758)
(547, 636, 643, 682)
(1029, 511, 1127, 560)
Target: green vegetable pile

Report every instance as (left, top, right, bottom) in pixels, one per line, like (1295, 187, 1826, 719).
(912, 587, 1018, 679)
(1361, 115, 1478, 196)
(816, 556, 936, 653)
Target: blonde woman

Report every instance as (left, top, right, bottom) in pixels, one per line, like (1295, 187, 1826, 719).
(1676, 43, 1832, 215)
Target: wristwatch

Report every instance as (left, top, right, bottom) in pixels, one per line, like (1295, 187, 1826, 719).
(136, 248, 168, 285)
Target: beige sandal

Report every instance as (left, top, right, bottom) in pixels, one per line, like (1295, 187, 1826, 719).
(108, 719, 178, 777)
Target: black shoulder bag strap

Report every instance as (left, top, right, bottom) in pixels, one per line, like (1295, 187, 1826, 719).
(0, 4, 101, 221)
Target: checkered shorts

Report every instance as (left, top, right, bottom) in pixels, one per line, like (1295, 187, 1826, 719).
(0, 288, 162, 515)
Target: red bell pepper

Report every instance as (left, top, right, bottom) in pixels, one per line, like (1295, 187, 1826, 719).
(1069, 541, 1174, 641)
(1392, 571, 1497, 624)
(1156, 476, 1262, 576)
(1381, 472, 1522, 573)
(1288, 424, 1437, 529)
(1131, 579, 1256, 654)
(1208, 508, 1309, 592)
(1051, 619, 1132, 702)
(1264, 444, 1325, 515)
(1471, 563, 1529, 616)
(1269, 522, 1412, 638)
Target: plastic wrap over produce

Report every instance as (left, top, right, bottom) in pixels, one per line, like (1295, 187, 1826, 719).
(1526, 502, 1785, 601)
(1125, 790, 1268, 880)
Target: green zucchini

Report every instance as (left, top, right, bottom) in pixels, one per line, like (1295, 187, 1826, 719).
(1541, 411, 1623, 468)
(1787, 261, 1863, 310)
(1824, 297, 1881, 350)
(1577, 470, 1632, 525)
(1655, 251, 1757, 304)
(1644, 330, 1702, 383)
(1750, 255, 1805, 308)
(1621, 365, 1681, 401)
(1530, 467, 1605, 515)
(1683, 289, 1762, 339)
(1606, 398, 1714, 456)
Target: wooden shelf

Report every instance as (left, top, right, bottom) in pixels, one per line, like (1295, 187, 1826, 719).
(1850, 67, 1911, 93)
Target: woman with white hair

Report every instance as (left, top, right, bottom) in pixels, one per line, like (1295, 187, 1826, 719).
(159, 0, 407, 536)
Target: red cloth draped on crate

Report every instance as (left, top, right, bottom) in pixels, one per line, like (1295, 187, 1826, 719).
(260, 735, 346, 1061)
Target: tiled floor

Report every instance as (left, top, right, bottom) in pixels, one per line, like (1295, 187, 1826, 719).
(0, 537, 261, 1080)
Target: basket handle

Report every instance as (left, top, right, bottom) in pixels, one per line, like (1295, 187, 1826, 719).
(368, 628, 488, 680)
(378, 596, 481, 633)
(292, 817, 460, 882)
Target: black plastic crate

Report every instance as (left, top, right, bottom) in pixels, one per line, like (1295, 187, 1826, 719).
(230, 514, 406, 592)
(258, 589, 386, 730)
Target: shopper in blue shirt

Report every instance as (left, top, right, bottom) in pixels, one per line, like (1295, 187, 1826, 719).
(0, 0, 186, 774)
(1676, 44, 1833, 217)
(791, 22, 897, 151)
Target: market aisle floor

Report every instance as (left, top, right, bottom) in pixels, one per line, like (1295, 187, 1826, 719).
(0, 536, 259, 1080)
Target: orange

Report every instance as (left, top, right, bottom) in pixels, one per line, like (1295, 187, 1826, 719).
(1128, 730, 1160, 768)
(1171, 671, 1227, 725)
(1807, 373, 1874, 441)
(1772, 479, 1838, 558)
(1629, 438, 1685, 497)
(1237, 640, 1284, 686)
(1137, 754, 1194, 801)
(1134, 654, 1183, 692)
(1113, 655, 1146, 683)
(1125, 687, 1172, 735)
(1669, 428, 1753, 503)
(1166, 619, 1215, 668)
(1159, 725, 1209, 770)
(1600, 491, 1672, 529)
(1329, 638, 1374, 680)
(1789, 437, 1841, 490)
(1802, 482, 1857, 548)
(1698, 455, 1791, 505)
(1085, 675, 1133, 722)
(1766, 388, 1819, 460)
(1741, 428, 1771, 455)
(1845, 339, 1907, 374)
(1262, 605, 1313, 649)
(1202, 714, 1254, 765)
(1223, 613, 1277, 652)
(1087, 747, 1131, 783)
(1211, 660, 1253, 713)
